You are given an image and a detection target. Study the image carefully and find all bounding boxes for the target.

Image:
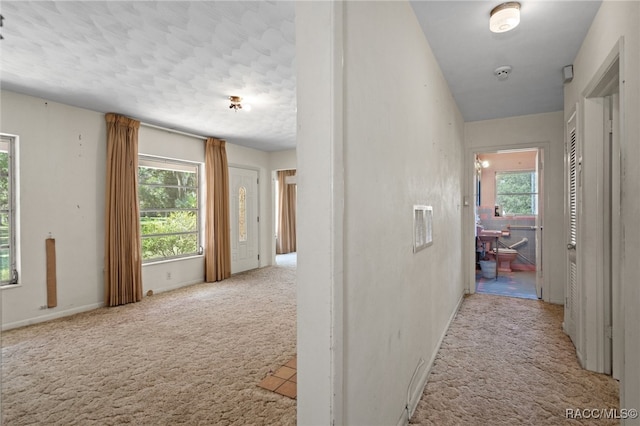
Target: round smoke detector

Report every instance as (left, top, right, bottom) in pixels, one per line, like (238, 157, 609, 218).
(494, 65, 512, 81)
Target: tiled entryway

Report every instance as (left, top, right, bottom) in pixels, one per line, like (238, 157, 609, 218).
(257, 355, 297, 399)
(475, 270, 538, 299)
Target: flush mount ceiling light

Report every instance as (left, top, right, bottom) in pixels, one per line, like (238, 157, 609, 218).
(490, 2, 521, 33)
(228, 96, 252, 112)
(229, 96, 243, 110)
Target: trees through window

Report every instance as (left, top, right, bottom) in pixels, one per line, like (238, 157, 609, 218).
(138, 156, 201, 262)
(495, 170, 538, 216)
(0, 135, 17, 285)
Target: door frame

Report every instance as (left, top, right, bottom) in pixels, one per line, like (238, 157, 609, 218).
(465, 143, 550, 301)
(573, 38, 623, 376)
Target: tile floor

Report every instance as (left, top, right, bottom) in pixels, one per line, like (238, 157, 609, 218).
(257, 355, 297, 399)
(475, 270, 538, 300)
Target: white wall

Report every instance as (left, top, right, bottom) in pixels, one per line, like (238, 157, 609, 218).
(296, 2, 342, 424)
(563, 0, 640, 417)
(343, 3, 465, 424)
(296, 1, 465, 424)
(464, 112, 565, 303)
(269, 149, 296, 171)
(1, 90, 275, 330)
(1, 90, 106, 329)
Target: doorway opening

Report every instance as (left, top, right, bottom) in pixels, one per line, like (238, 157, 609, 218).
(565, 45, 622, 377)
(274, 169, 297, 268)
(474, 148, 543, 300)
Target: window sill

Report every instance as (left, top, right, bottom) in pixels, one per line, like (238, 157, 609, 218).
(142, 254, 204, 267)
(1, 283, 22, 290)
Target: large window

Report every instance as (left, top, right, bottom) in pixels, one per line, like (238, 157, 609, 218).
(138, 156, 201, 262)
(495, 170, 538, 216)
(0, 135, 17, 285)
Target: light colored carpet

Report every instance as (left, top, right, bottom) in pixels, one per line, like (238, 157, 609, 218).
(410, 294, 620, 425)
(3, 266, 620, 426)
(2, 263, 296, 426)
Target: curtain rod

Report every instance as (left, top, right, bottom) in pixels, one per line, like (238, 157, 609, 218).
(140, 121, 208, 141)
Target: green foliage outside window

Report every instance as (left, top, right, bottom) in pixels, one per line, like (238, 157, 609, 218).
(141, 211, 198, 260)
(139, 159, 200, 262)
(0, 150, 11, 282)
(495, 171, 537, 216)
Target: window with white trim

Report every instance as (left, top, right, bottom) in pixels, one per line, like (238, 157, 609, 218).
(0, 135, 18, 285)
(495, 170, 538, 216)
(138, 156, 202, 262)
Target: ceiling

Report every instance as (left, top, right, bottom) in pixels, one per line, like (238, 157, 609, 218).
(410, 1, 602, 122)
(0, 1, 296, 151)
(0, 1, 601, 152)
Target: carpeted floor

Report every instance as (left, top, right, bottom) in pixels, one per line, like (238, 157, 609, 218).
(410, 294, 620, 425)
(3, 262, 620, 426)
(1, 263, 297, 426)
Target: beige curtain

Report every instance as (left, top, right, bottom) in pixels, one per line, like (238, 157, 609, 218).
(205, 138, 231, 282)
(276, 170, 297, 254)
(104, 113, 143, 306)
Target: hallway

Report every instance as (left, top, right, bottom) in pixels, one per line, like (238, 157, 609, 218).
(410, 294, 619, 425)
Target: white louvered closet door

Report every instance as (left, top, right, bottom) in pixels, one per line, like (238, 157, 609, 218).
(564, 110, 580, 348)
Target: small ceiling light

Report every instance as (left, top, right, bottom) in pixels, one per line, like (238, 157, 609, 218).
(229, 96, 243, 110)
(490, 2, 521, 33)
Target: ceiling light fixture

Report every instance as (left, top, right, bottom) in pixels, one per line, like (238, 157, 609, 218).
(490, 2, 521, 33)
(229, 96, 243, 110)
(475, 159, 490, 170)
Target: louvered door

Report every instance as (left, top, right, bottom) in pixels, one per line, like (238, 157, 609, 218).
(565, 110, 580, 346)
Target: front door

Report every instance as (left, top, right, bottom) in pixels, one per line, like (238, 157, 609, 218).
(229, 166, 259, 273)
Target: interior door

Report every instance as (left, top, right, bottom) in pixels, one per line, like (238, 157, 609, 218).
(535, 149, 543, 299)
(564, 110, 580, 348)
(229, 166, 259, 273)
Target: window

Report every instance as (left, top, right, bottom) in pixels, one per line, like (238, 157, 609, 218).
(238, 186, 247, 242)
(138, 156, 201, 262)
(495, 170, 537, 216)
(0, 135, 18, 285)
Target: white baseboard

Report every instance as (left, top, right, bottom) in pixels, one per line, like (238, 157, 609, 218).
(2, 302, 105, 331)
(2, 280, 206, 331)
(146, 279, 204, 295)
(396, 292, 466, 426)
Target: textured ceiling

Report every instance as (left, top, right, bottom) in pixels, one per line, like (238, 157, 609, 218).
(1, 1, 601, 150)
(0, 1, 296, 151)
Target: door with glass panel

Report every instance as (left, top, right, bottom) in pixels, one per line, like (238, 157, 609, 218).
(229, 167, 259, 273)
